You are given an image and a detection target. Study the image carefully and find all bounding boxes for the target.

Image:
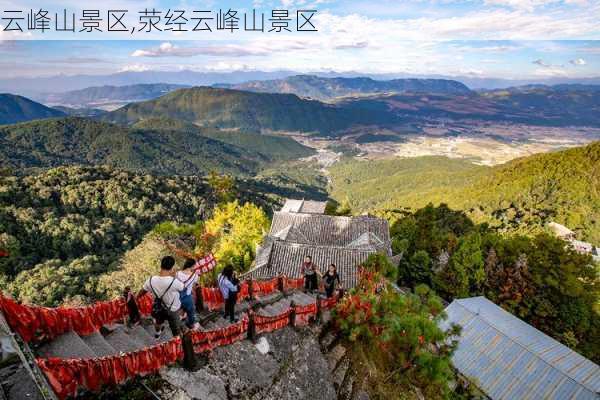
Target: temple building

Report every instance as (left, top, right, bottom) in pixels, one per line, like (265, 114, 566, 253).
(245, 199, 394, 288)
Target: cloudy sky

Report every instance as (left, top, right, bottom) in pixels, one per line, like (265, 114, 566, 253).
(1, 0, 598, 78)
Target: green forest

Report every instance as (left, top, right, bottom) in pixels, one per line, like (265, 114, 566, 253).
(0, 117, 314, 176)
(391, 204, 599, 363)
(330, 141, 600, 243)
(0, 165, 300, 306)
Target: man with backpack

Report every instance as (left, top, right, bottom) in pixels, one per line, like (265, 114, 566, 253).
(139, 256, 185, 339)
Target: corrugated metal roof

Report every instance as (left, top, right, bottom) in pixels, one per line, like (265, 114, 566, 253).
(281, 199, 327, 214)
(269, 211, 391, 254)
(245, 241, 378, 288)
(443, 297, 600, 400)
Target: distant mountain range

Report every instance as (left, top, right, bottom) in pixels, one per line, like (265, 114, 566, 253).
(3, 69, 600, 98)
(0, 117, 313, 176)
(215, 75, 471, 101)
(0, 70, 297, 98)
(0, 94, 65, 125)
(102, 84, 600, 133)
(336, 84, 600, 127)
(36, 84, 189, 109)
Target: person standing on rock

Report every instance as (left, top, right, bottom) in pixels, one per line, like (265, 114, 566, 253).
(301, 255, 319, 293)
(139, 256, 185, 339)
(218, 265, 239, 323)
(177, 258, 201, 330)
(323, 264, 342, 298)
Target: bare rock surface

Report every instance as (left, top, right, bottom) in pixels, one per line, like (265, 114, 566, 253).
(161, 367, 228, 400)
(164, 327, 337, 400)
(0, 364, 45, 400)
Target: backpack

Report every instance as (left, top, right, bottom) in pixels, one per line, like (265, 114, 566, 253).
(149, 277, 176, 319)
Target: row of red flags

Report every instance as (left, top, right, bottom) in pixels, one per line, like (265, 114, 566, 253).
(0, 274, 312, 344)
(36, 298, 337, 399)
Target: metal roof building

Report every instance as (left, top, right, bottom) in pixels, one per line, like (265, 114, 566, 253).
(442, 297, 600, 400)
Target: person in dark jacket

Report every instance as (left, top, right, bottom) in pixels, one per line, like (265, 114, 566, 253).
(301, 255, 319, 293)
(218, 265, 239, 323)
(323, 263, 341, 298)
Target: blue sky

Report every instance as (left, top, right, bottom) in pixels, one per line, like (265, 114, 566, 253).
(1, 0, 599, 78)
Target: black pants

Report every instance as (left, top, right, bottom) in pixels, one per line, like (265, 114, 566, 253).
(154, 308, 182, 336)
(304, 274, 318, 291)
(224, 291, 237, 322)
(325, 285, 335, 298)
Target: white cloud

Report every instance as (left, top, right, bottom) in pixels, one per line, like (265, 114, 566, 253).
(569, 58, 586, 65)
(334, 40, 369, 49)
(533, 65, 568, 76)
(131, 42, 271, 57)
(0, 25, 33, 40)
(312, 6, 600, 43)
(483, 0, 560, 11)
(119, 64, 152, 72)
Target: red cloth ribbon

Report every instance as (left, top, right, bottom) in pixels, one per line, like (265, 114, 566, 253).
(294, 303, 318, 327)
(189, 316, 249, 353)
(201, 287, 225, 311)
(254, 309, 291, 334)
(252, 278, 279, 299)
(37, 337, 182, 399)
(319, 296, 338, 310)
(283, 277, 304, 291)
(237, 281, 250, 302)
(0, 293, 153, 343)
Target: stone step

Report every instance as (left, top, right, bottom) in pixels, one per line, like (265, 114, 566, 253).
(291, 291, 317, 306)
(213, 317, 229, 329)
(255, 292, 283, 306)
(158, 327, 174, 343)
(37, 331, 96, 359)
(128, 324, 157, 347)
(104, 325, 144, 353)
(202, 321, 215, 331)
(236, 301, 251, 313)
(142, 320, 158, 337)
(271, 299, 291, 314)
(81, 331, 118, 357)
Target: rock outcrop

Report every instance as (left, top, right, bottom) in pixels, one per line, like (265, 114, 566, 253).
(160, 326, 363, 400)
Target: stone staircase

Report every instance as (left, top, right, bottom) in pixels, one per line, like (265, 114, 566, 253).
(36, 290, 318, 361)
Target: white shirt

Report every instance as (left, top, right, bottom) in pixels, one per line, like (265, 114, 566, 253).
(176, 270, 199, 296)
(143, 276, 185, 312)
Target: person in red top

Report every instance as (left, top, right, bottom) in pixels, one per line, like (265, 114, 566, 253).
(301, 255, 320, 293)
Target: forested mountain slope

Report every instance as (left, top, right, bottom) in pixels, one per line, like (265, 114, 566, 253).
(0, 94, 65, 125)
(104, 87, 357, 134)
(0, 117, 276, 176)
(131, 116, 314, 162)
(330, 142, 600, 242)
(0, 166, 287, 306)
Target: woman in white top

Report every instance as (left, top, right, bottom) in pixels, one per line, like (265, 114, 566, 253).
(176, 258, 200, 330)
